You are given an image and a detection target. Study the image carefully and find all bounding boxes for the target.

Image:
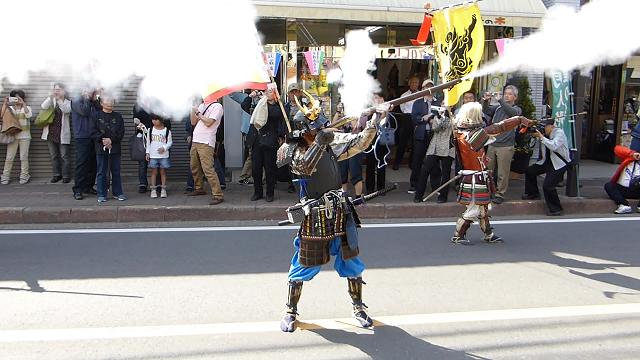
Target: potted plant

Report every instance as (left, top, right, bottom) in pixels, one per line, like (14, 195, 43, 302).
(511, 77, 536, 174)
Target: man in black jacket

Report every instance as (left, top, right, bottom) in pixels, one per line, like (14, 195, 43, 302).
(71, 89, 101, 200)
(248, 87, 286, 202)
(93, 94, 126, 203)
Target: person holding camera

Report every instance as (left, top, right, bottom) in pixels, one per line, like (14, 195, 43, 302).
(482, 86, 522, 204)
(1, 90, 32, 185)
(71, 88, 101, 200)
(604, 144, 640, 214)
(522, 118, 571, 216)
(248, 86, 286, 202)
(189, 97, 224, 205)
(41, 83, 72, 183)
(409, 79, 441, 195)
(413, 105, 455, 204)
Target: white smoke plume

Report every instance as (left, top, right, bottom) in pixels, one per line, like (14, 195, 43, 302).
(471, 0, 640, 78)
(334, 30, 380, 117)
(0, 0, 264, 119)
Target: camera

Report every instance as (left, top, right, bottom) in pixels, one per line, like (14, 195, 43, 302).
(527, 122, 546, 134)
(7, 96, 19, 105)
(430, 105, 448, 117)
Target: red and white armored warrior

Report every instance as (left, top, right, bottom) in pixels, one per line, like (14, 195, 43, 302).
(452, 102, 530, 244)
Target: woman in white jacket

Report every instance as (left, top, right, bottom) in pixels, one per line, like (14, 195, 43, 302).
(41, 83, 72, 183)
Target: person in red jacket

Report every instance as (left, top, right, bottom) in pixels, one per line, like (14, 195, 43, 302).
(604, 145, 640, 214)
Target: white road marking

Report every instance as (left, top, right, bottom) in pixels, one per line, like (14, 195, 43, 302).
(0, 217, 636, 235)
(1, 303, 639, 343)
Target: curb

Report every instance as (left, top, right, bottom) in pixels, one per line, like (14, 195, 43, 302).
(0, 198, 620, 225)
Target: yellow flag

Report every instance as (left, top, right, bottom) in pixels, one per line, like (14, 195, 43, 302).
(432, 4, 484, 106)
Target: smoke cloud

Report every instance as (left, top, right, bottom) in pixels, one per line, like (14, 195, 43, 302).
(332, 30, 380, 117)
(471, 0, 640, 78)
(0, 0, 264, 118)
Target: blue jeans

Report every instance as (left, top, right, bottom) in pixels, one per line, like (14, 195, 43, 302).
(138, 160, 148, 187)
(287, 236, 365, 282)
(215, 157, 226, 186)
(96, 153, 123, 198)
(186, 142, 194, 190)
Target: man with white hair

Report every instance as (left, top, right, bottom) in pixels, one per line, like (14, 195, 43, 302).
(482, 85, 522, 204)
(451, 102, 530, 244)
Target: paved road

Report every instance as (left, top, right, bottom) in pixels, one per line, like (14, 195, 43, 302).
(1, 217, 639, 359)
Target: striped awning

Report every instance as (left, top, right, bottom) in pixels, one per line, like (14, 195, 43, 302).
(252, 0, 547, 27)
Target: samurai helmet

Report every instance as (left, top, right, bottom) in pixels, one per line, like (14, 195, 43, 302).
(292, 89, 328, 130)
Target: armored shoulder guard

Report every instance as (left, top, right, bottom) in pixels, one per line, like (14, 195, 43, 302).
(277, 142, 297, 168)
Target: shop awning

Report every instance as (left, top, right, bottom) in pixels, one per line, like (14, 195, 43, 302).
(252, 0, 547, 28)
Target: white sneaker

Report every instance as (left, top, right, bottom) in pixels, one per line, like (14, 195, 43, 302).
(150, 187, 158, 198)
(160, 188, 167, 198)
(614, 204, 633, 214)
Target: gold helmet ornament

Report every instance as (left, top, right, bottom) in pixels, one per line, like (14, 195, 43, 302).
(294, 89, 322, 121)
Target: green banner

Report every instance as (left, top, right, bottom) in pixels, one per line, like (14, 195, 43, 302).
(551, 71, 575, 149)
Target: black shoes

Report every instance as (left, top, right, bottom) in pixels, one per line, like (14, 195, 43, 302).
(287, 184, 296, 193)
(73, 193, 84, 200)
(138, 186, 147, 194)
(251, 193, 263, 201)
(437, 197, 447, 204)
(62, 178, 71, 184)
(265, 194, 274, 202)
(522, 193, 541, 200)
(546, 210, 563, 216)
(85, 187, 98, 195)
(485, 234, 504, 243)
(50, 176, 62, 183)
(492, 196, 504, 204)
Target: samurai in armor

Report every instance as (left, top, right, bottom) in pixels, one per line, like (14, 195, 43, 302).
(452, 102, 530, 245)
(276, 92, 388, 332)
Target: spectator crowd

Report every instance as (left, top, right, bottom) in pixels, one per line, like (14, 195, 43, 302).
(0, 77, 639, 216)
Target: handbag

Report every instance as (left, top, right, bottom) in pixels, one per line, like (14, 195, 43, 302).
(34, 107, 55, 128)
(128, 133, 147, 161)
(0, 132, 15, 144)
(377, 114, 396, 146)
(1, 107, 22, 136)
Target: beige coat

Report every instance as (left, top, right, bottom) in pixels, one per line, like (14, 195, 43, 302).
(40, 97, 72, 144)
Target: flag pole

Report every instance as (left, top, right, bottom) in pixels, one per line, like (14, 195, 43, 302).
(256, 37, 293, 134)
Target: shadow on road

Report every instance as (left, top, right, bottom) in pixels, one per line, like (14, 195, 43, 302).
(0, 220, 638, 300)
(310, 324, 487, 360)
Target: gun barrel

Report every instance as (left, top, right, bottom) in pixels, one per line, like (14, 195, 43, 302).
(329, 78, 465, 129)
(386, 78, 464, 107)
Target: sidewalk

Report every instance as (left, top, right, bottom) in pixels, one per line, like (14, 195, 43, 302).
(0, 160, 630, 225)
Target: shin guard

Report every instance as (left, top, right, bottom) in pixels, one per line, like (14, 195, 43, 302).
(452, 218, 473, 245)
(281, 280, 303, 333)
(347, 277, 373, 328)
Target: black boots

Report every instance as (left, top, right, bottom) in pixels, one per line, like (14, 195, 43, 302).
(280, 280, 303, 332)
(348, 277, 374, 328)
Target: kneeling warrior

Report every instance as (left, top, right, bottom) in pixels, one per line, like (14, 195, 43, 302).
(276, 95, 388, 332)
(452, 102, 530, 245)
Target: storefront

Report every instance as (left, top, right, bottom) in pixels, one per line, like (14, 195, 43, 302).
(572, 56, 640, 163)
(254, 0, 548, 116)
